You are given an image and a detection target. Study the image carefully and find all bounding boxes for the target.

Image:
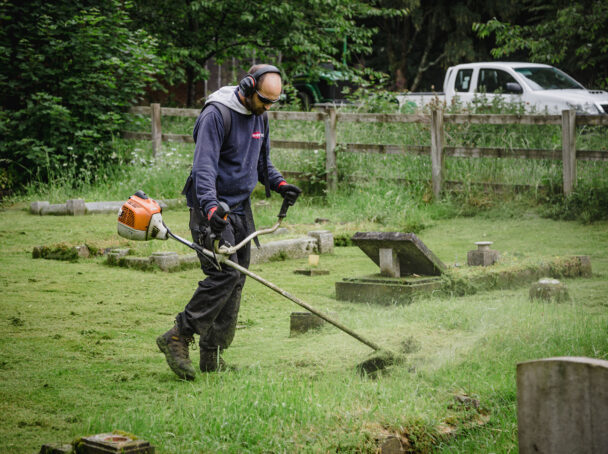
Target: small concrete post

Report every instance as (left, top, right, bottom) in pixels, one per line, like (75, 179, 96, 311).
(151, 103, 162, 158)
(430, 108, 445, 199)
(324, 106, 337, 192)
(561, 109, 576, 195)
(379, 248, 400, 277)
(517, 357, 608, 454)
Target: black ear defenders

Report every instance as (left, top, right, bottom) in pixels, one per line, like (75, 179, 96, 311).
(238, 65, 281, 97)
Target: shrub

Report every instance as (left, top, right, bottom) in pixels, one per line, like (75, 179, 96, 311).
(0, 0, 161, 191)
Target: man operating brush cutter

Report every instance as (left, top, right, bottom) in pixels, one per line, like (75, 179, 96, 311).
(157, 64, 302, 380)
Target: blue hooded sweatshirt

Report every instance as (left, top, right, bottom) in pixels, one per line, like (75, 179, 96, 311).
(188, 86, 284, 216)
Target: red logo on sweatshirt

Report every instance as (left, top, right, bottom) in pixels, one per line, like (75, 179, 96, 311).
(252, 132, 264, 139)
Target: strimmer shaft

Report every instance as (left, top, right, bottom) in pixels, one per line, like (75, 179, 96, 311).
(167, 230, 383, 352)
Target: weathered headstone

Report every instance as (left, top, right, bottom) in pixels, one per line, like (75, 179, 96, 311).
(336, 232, 445, 304)
(290, 312, 324, 335)
(529, 278, 570, 303)
(517, 357, 608, 454)
(467, 241, 499, 267)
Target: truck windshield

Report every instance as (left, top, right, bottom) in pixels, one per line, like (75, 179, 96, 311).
(514, 67, 584, 90)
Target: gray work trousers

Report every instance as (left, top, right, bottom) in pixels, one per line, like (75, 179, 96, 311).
(176, 208, 250, 351)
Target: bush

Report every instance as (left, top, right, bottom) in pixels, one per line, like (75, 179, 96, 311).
(541, 178, 608, 223)
(0, 0, 161, 191)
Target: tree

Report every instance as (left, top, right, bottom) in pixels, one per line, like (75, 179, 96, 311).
(474, 0, 608, 88)
(360, 0, 520, 91)
(0, 0, 161, 189)
(130, 0, 397, 106)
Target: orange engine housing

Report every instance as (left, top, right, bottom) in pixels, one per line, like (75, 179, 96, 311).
(117, 192, 168, 241)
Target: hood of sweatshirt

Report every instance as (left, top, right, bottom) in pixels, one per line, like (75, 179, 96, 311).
(205, 86, 251, 115)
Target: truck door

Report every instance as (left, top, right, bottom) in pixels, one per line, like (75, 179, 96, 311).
(476, 68, 523, 108)
(451, 68, 475, 106)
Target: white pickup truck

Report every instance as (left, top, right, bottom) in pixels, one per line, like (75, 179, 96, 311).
(397, 62, 608, 115)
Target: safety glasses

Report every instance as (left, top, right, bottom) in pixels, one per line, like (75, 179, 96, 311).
(256, 90, 280, 105)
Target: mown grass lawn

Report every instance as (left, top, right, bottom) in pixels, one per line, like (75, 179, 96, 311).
(1, 201, 606, 453)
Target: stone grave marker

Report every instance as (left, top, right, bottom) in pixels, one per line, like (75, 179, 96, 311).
(517, 356, 608, 454)
(336, 232, 446, 304)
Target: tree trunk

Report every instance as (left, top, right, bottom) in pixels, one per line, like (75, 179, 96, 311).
(186, 66, 196, 107)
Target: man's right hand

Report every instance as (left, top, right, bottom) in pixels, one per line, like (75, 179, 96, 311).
(208, 206, 229, 235)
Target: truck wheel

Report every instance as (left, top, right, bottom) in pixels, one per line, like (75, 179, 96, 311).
(297, 92, 312, 111)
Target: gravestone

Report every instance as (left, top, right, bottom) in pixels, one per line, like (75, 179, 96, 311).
(517, 357, 608, 454)
(336, 232, 446, 304)
(529, 278, 570, 303)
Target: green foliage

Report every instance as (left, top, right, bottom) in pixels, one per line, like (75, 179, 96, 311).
(0, 0, 161, 190)
(474, 1, 608, 89)
(130, 0, 402, 105)
(540, 177, 608, 223)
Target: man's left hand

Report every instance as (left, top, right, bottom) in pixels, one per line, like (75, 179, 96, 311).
(277, 183, 302, 206)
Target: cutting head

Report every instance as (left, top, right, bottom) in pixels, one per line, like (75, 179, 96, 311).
(117, 191, 168, 241)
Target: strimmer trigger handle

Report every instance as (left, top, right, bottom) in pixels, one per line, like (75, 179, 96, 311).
(216, 201, 230, 220)
(278, 198, 290, 219)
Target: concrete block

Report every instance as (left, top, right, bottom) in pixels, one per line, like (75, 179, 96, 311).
(251, 237, 316, 264)
(151, 251, 180, 271)
(290, 312, 324, 335)
(294, 269, 330, 276)
(85, 201, 123, 215)
(66, 198, 86, 215)
(77, 432, 154, 453)
(529, 278, 570, 303)
(336, 276, 443, 305)
(308, 230, 334, 254)
(467, 241, 499, 266)
(30, 201, 49, 215)
(517, 357, 608, 454)
(40, 204, 68, 216)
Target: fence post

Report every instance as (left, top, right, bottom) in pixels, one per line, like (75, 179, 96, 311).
(561, 109, 576, 195)
(324, 106, 337, 191)
(151, 103, 162, 158)
(430, 108, 445, 199)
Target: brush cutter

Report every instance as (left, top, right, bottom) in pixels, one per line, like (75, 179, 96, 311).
(117, 191, 400, 373)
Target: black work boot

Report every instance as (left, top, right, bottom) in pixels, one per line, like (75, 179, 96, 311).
(199, 348, 226, 373)
(156, 325, 196, 380)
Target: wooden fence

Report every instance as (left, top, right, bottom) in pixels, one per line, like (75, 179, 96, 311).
(123, 104, 608, 197)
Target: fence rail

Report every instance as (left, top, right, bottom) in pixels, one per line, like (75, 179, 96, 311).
(123, 104, 608, 197)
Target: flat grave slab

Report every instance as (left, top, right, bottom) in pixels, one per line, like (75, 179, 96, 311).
(351, 232, 446, 277)
(336, 232, 446, 304)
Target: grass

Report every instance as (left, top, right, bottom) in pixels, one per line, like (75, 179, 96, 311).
(1, 202, 607, 453)
(1, 100, 607, 451)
